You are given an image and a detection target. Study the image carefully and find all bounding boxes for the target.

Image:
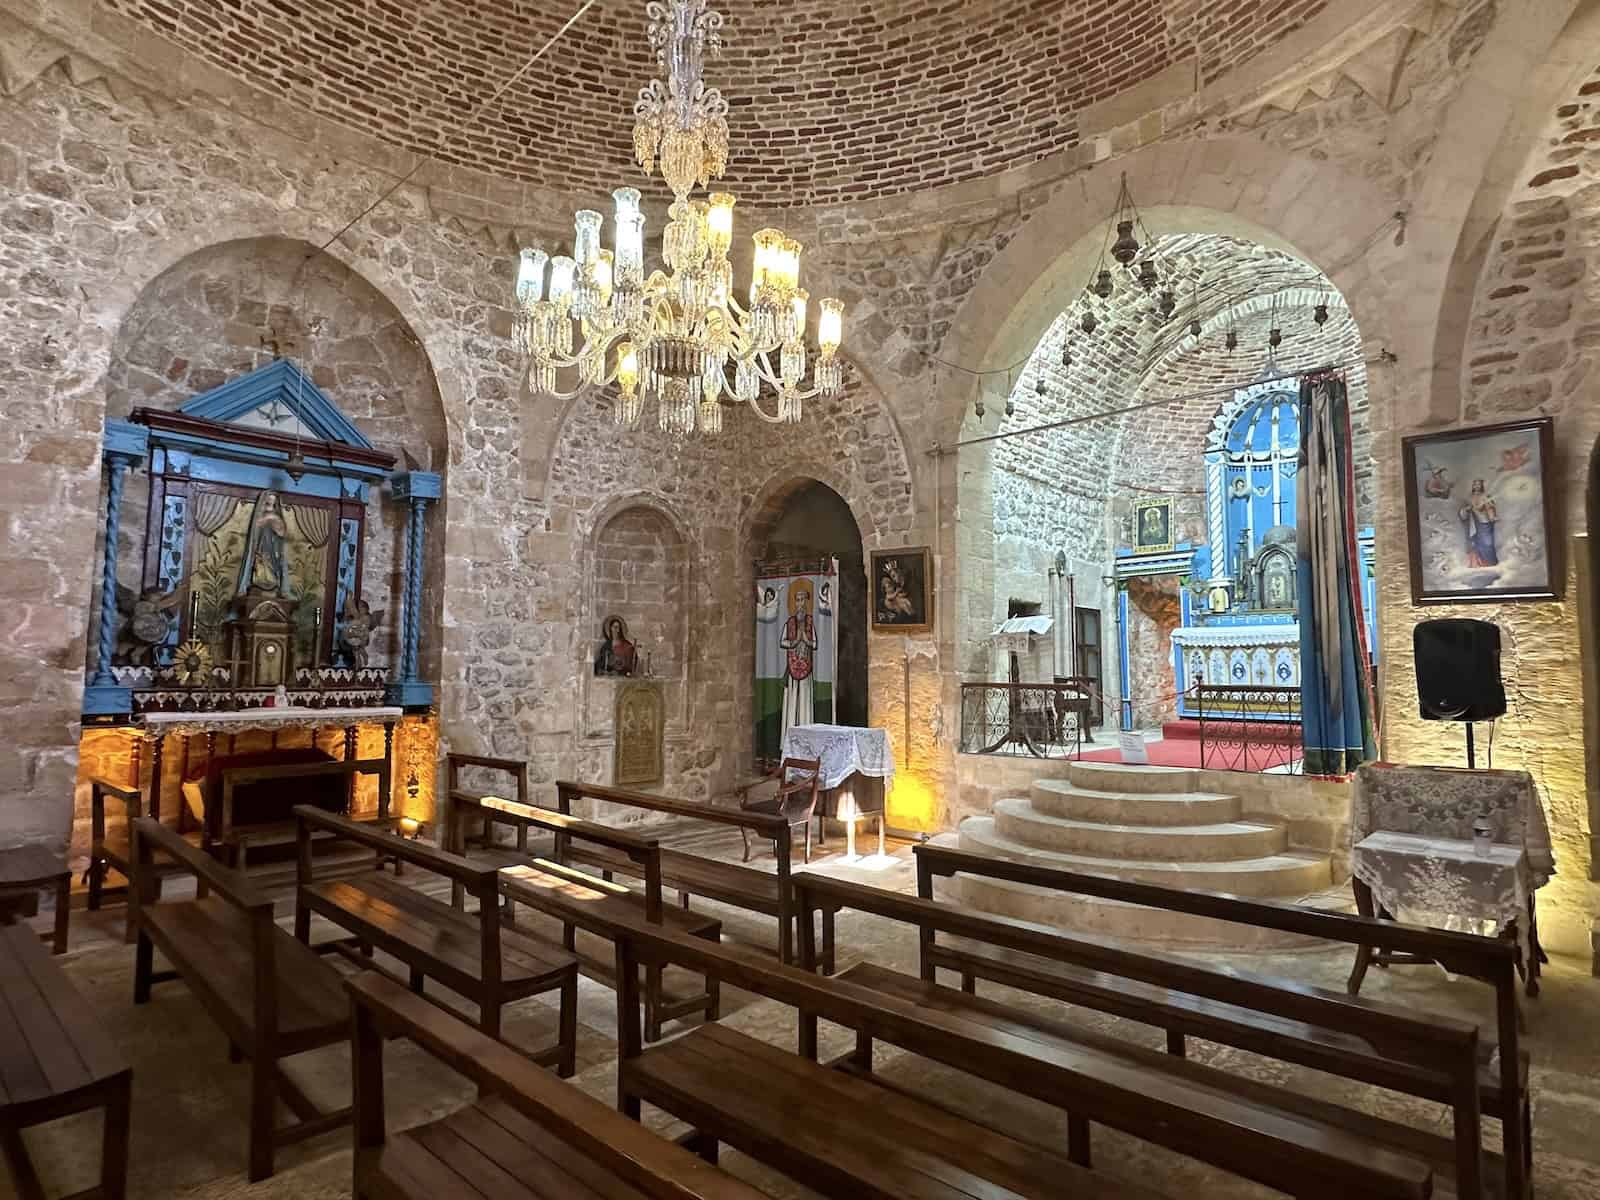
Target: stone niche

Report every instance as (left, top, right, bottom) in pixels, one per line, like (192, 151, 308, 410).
(581, 503, 690, 780)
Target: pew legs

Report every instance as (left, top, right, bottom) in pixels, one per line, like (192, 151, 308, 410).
(133, 932, 154, 1004)
(684, 1130, 719, 1164)
(1066, 1114, 1091, 1168)
(101, 1072, 131, 1200)
(557, 973, 578, 1079)
(248, 1054, 275, 1182)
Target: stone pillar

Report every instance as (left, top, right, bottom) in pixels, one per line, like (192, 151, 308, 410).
(83, 421, 150, 716)
(386, 471, 441, 709)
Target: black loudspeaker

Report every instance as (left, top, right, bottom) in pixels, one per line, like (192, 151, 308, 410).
(1413, 619, 1506, 722)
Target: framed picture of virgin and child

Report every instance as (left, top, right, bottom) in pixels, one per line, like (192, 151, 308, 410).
(1402, 417, 1560, 604)
(871, 546, 933, 633)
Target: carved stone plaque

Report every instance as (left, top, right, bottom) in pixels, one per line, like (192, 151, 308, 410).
(613, 681, 664, 786)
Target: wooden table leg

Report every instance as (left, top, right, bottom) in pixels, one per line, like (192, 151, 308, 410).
(1347, 876, 1376, 996)
(846, 815, 857, 859)
(51, 873, 69, 955)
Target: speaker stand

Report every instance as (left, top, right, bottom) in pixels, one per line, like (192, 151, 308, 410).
(1465, 721, 1476, 770)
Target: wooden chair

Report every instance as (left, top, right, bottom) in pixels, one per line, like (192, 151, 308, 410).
(346, 969, 770, 1200)
(735, 756, 821, 863)
(129, 817, 351, 1181)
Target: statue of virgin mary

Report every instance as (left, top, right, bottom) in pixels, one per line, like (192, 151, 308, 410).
(234, 491, 292, 598)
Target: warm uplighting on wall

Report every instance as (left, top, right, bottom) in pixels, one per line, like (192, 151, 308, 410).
(889, 773, 940, 832)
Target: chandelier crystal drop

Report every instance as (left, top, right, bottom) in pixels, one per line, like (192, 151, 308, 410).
(515, 0, 844, 437)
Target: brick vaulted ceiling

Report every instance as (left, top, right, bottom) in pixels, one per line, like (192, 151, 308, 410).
(99, 0, 1328, 205)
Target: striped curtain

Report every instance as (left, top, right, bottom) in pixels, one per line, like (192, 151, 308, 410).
(287, 502, 331, 549)
(191, 491, 239, 537)
(1296, 374, 1377, 777)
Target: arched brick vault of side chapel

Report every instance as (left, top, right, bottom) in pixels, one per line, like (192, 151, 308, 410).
(92, 234, 451, 682)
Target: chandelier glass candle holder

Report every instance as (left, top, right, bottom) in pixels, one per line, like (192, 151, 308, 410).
(515, 0, 844, 438)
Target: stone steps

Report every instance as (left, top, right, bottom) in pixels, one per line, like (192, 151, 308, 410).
(1065, 760, 1200, 794)
(953, 761, 1336, 950)
(958, 817, 1331, 898)
(1030, 778, 1242, 826)
(992, 798, 1286, 861)
(950, 871, 1327, 951)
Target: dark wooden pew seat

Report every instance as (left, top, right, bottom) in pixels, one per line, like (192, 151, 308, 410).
(0, 922, 131, 1200)
(624, 1021, 1167, 1200)
(292, 809, 579, 1074)
(840, 960, 1480, 1198)
(500, 860, 721, 1041)
(552, 780, 795, 961)
(130, 818, 350, 1181)
(349, 971, 769, 1200)
(930, 933, 1528, 1123)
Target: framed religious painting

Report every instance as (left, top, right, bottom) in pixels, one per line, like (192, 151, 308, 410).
(1401, 417, 1560, 604)
(871, 546, 933, 634)
(1133, 498, 1175, 554)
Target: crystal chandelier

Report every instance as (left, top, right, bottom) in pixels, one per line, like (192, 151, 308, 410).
(514, 0, 845, 437)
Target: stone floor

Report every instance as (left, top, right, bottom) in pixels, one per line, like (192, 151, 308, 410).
(7, 827, 1600, 1200)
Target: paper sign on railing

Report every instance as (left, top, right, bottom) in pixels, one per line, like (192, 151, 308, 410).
(1117, 731, 1149, 765)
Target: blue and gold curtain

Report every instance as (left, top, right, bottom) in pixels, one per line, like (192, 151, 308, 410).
(1296, 374, 1377, 776)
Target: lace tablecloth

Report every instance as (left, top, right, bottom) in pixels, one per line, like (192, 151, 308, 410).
(780, 724, 895, 791)
(1351, 762, 1554, 950)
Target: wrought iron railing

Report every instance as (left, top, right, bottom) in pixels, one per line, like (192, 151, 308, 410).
(1194, 685, 1303, 774)
(959, 682, 1085, 759)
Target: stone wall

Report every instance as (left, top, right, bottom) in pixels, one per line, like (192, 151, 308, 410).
(1378, 57, 1600, 955)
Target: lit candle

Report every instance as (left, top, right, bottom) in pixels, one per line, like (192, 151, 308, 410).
(818, 298, 844, 356)
(548, 255, 577, 305)
(515, 247, 547, 305)
(573, 210, 603, 266)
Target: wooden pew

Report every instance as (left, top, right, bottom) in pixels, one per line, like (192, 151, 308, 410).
(87, 776, 192, 943)
(346, 969, 770, 1200)
(603, 920, 1167, 1200)
(211, 756, 392, 871)
(608, 912, 1437, 1200)
(460, 794, 723, 1042)
(129, 817, 350, 1182)
(444, 752, 541, 867)
(553, 779, 797, 962)
(791, 870, 1490, 1200)
(0, 921, 131, 1199)
(911, 843, 1529, 1199)
(291, 806, 578, 1073)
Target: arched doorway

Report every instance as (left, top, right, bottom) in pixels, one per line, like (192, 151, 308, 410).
(756, 480, 869, 733)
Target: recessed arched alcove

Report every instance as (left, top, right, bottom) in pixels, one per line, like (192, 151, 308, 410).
(97, 235, 449, 684)
(753, 479, 870, 733)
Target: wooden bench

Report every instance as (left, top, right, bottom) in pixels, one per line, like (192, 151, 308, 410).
(0, 844, 71, 955)
(793, 871, 1490, 1200)
(292, 806, 578, 1073)
(605, 921, 1166, 1200)
(346, 969, 770, 1200)
(129, 817, 350, 1182)
(912, 843, 1529, 1199)
(0, 921, 131, 1200)
(444, 752, 544, 867)
(211, 756, 393, 872)
(462, 794, 723, 1042)
(553, 779, 796, 962)
(87, 776, 193, 943)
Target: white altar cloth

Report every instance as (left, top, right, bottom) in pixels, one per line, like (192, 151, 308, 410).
(141, 706, 403, 737)
(780, 724, 895, 791)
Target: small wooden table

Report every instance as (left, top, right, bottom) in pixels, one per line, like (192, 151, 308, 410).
(0, 922, 131, 1199)
(0, 845, 71, 955)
